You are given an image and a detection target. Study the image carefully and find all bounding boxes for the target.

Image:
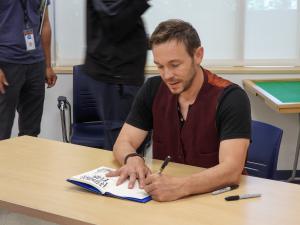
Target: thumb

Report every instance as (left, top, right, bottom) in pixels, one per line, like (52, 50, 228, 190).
(3, 77, 8, 86)
(0, 70, 9, 86)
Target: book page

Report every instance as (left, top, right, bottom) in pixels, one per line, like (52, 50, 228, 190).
(71, 167, 149, 199)
(103, 176, 149, 200)
(71, 167, 113, 194)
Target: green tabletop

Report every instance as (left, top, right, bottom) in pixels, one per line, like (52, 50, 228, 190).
(255, 81, 300, 103)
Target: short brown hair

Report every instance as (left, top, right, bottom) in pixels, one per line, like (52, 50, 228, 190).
(149, 19, 201, 57)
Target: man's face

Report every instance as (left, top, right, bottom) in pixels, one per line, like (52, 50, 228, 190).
(152, 40, 203, 95)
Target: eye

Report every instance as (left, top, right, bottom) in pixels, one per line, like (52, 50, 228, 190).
(171, 64, 179, 68)
(157, 65, 163, 70)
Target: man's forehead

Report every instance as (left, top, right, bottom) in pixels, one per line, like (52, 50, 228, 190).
(153, 41, 188, 64)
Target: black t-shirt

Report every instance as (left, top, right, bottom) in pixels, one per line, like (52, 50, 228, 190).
(126, 76, 251, 140)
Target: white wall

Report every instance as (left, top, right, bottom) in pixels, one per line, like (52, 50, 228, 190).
(11, 73, 300, 171)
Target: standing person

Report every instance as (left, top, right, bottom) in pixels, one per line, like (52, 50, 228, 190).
(85, 0, 150, 150)
(108, 19, 251, 202)
(0, 0, 57, 140)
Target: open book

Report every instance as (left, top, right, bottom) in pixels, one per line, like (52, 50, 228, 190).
(67, 167, 151, 203)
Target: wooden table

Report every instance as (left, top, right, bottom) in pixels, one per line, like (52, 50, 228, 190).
(1, 136, 300, 225)
(243, 78, 300, 182)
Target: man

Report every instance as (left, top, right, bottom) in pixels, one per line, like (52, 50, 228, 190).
(85, 0, 150, 150)
(0, 0, 57, 140)
(108, 19, 251, 202)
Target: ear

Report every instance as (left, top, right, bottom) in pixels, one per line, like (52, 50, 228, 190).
(194, 47, 204, 65)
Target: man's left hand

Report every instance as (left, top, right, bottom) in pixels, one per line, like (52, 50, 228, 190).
(45, 67, 57, 88)
(144, 174, 188, 202)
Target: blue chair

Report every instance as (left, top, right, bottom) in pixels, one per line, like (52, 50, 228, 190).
(245, 120, 283, 179)
(57, 65, 105, 148)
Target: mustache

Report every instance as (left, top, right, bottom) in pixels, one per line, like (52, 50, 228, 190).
(165, 77, 180, 84)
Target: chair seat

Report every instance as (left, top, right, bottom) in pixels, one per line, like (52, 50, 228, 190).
(71, 122, 105, 148)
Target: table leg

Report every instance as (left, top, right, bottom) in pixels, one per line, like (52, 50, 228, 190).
(287, 113, 300, 182)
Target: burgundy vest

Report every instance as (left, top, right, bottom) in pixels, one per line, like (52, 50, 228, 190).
(152, 69, 232, 168)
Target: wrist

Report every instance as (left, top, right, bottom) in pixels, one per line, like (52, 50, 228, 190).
(124, 153, 144, 165)
(180, 176, 192, 197)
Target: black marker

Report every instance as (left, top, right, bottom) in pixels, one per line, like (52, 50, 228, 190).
(225, 193, 261, 201)
(158, 156, 171, 175)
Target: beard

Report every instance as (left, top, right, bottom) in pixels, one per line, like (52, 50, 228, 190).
(167, 62, 197, 95)
(181, 65, 196, 93)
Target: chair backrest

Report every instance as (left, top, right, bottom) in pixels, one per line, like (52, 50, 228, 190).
(73, 65, 101, 123)
(245, 120, 283, 179)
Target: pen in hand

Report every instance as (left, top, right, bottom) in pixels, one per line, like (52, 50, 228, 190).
(158, 156, 171, 175)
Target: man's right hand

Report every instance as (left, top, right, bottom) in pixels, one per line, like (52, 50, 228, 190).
(106, 156, 151, 189)
(0, 69, 9, 94)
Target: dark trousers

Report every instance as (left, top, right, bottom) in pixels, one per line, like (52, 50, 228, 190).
(0, 61, 45, 140)
(88, 78, 141, 150)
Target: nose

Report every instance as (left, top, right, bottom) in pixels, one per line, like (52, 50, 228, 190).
(162, 67, 174, 81)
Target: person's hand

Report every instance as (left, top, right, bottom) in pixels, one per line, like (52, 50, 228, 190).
(106, 156, 151, 189)
(144, 174, 188, 202)
(45, 66, 57, 88)
(0, 69, 9, 94)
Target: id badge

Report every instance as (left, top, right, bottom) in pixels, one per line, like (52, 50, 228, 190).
(23, 29, 36, 51)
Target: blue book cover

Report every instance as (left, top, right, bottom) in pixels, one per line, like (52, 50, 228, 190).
(67, 167, 152, 203)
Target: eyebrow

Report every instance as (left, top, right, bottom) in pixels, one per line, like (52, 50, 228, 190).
(154, 59, 180, 65)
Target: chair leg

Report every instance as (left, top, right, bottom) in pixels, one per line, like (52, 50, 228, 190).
(287, 113, 300, 182)
(57, 96, 72, 143)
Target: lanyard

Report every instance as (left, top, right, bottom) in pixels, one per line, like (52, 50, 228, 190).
(20, 0, 29, 27)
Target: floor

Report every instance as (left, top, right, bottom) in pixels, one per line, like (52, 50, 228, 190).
(0, 209, 57, 225)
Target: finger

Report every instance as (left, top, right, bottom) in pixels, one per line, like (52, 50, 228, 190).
(46, 77, 54, 88)
(137, 170, 146, 188)
(3, 76, 9, 86)
(145, 173, 161, 185)
(52, 75, 57, 86)
(47, 82, 54, 88)
(48, 79, 53, 87)
(0, 84, 5, 94)
(116, 173, 129, 186)
(106, 170, 120, 177)
(146, 168, 152, 177)
(48, 75, 57, 87)
(144, 183, 156, 194)
(0, 72, 9, 92)
(45, 78, 50, 86)
(151, 193, 162, 202)
(144, 174, 153, 185)
(128, 173, 137, 189)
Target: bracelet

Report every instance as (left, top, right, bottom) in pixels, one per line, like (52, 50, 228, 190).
(124, 153, 144, 165)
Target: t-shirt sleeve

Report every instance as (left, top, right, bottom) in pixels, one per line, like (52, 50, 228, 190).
(216, 85, 252, 140)
(126, 76, 161, 131)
